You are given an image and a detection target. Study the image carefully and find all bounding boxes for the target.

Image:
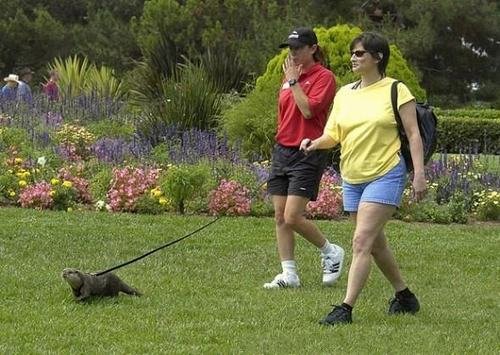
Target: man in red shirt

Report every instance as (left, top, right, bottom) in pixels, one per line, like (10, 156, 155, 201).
(264, 27, 345, 289)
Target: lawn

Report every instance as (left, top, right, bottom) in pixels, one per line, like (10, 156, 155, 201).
(0, 207, 498, 354)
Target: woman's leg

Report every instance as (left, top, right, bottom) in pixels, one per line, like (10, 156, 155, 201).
(343, 202, 396, 306)
(371, 231, 406, 292)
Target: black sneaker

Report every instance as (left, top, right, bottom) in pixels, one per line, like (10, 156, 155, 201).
(388, 294, 420, 315)
(319, 305, 352, 326)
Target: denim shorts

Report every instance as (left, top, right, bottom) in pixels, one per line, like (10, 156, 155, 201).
(342, 157, 407, 212)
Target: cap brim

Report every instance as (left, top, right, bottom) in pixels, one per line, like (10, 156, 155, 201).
(279, 38, 306, 49)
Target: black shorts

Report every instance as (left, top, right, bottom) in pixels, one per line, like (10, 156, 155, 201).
(267, 144, 329, 201)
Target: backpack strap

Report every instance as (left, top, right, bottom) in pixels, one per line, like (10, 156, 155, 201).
(352, 80, 362, 89)
(391, 80, 404, 131)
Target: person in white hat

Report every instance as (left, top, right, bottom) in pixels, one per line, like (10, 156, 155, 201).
(1, 74, 19, 102)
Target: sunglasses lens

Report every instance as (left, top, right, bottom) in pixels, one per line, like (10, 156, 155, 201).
(354, 51, 365, 57)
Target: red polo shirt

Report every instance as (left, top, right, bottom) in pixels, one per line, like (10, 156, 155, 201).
(276, 62, 336, 147)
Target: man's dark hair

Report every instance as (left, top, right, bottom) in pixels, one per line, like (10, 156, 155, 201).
(350, 32, 390, 75)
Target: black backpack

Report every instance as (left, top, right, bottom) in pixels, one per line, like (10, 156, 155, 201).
(391, 81, 438, 172)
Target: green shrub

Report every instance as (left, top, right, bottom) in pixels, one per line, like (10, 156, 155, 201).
(221, 24, 426, 158)
(0, 127, 28, 151)
(150, 143, 170, 166)
(49, 55, 125, 100)
(435, 108, 500, 120)
(135, 194, 167, 215)
(160, 163, 211, 214)
(133, 60, 224, 143)
(89, 165, 113, 201)
(474, 190, 500, 221)
(86, 120, 135, 140)
(437, 115, 500, 154)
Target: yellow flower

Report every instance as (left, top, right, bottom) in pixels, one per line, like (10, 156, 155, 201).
(152, 189, 162, 198)
(50, 190, 56, 197)
(14, 157, 22, 164)
(62, 181, 73, 188)
(9, 191, 16, 197)
(51, 178, 60, 185)
(18, 180, 27, 188)
(158, 197, 169, 205)
(67, 207, 73, 212)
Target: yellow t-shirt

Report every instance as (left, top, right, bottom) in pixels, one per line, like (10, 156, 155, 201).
(324, 77, 414, 184)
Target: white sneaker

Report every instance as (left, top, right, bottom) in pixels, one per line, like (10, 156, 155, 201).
(263, 272, 300, 289)
(322, 245, 345, 286)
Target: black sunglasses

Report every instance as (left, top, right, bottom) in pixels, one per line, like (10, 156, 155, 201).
(351, 50, 369, 57)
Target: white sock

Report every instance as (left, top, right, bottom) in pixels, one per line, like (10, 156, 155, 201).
(281, 260, 297, 275)
(320, 240, 336, 255)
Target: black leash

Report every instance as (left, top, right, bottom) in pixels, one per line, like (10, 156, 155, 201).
(94, 177, 274, 276)
(95, 216, 222, 276)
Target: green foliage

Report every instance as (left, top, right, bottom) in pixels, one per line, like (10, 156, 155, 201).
(222, 24, 425, 158)
(132, 0, 315, 77)
(48, 55, 125, 100)
(49, 56, 91, 98)
(218, 86, 276, 159)
(437, 116, 500, 154)
(380, 0, 500, 106)
(135, 194, 166, 215)
(160, 164, 211, 214)
(51, 183, 77, 211)
(132, 60, 224, 141)
(474, 190, 500, 221)
(0, 127, 28, 150)
(86, 120, 135, 140)
(150, 143, 170, 166)
(435, 108, 500, 120)
(89, 165, 113, 201)
(85, 65, 126, 100)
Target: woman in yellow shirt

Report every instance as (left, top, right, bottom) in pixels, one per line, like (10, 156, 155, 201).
(301, 31, 427, 325)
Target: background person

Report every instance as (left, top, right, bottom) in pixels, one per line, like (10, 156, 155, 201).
(1, 74, 19, 102)
(264, 27, 345, 289)
(17, 67, 34, 104)
(42, 69, 60, 101)
(301, 31, 426, 324)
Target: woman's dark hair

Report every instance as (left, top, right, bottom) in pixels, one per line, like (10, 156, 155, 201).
(313, 45, 327, 67)
(350, 32, 390, 75)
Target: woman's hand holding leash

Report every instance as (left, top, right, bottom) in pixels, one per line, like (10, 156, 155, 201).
(300, 138, 314, 154)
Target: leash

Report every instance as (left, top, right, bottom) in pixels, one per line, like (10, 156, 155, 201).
(94, 178, 271, 276)
(95, 216, 221, 276)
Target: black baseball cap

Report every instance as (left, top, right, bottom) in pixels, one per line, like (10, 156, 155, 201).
(279, 27, 318, 48)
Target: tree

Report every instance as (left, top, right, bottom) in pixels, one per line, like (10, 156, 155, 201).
(362, 0, 500, 106)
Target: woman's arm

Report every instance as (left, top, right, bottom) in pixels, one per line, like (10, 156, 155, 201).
(398, 100, 427, 201)
(300, 133, 338, 152)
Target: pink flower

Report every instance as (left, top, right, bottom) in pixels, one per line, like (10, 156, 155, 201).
(18, 181, 53, 209)
(208, 179, 251, 216)
(106, 166, 160, 212)
(306, 170, 343, 219)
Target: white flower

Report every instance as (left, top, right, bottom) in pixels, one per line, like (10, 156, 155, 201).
(95, 200, 106, 210)
(37, 156, 47, 167)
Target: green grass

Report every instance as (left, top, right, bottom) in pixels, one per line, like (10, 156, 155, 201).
(0, 208, 499, 354)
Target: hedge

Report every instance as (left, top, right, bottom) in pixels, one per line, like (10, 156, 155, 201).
(437, 114, 499, 154)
